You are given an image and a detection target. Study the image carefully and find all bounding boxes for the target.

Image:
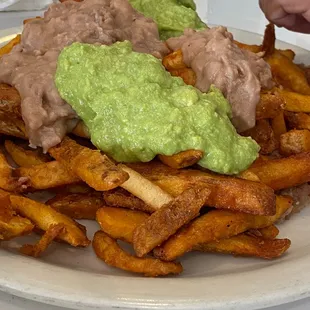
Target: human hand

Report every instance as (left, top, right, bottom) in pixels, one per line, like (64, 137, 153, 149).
(259, 0, 310, 33)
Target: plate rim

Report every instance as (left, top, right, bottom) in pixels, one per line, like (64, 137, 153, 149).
(0, 26, 310, 310)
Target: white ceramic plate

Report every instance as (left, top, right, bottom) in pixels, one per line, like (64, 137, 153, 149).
(1, 25, 310, 310)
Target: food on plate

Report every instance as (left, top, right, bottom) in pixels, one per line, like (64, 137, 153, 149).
(92, 231, 183, 277)
(0, 0, 310, 277)
(133, 187, 210, 257)
(153, 195, 292, 261)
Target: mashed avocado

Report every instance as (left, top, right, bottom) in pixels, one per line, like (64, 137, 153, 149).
(128, 0, 206, 40)
(55, 42, 259, 175)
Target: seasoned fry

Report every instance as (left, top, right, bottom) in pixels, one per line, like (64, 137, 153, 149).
(248, 225, 279, 240)
(10, 195, 90, 247)
(118, 164, 173, 210)
(16, 161, 80, 190)
(23, 17, 42, 25)
(49, 136, 128, 191)
(279, 49, 295, 61)
(128, 162, 276, 216)
(285, 111, 310, 130)
(20, 224, 65, 258)
(96, 207, 148, 243)
(256, 92, 284, 120)
(158, 150, 203, 169)
(0, 189, 34, 240)
(153, 195, 292, 261)
(5, 140, 50, 167)
(162, 49, 186, 70)
(71, 121, 90, 138)
(194, 234, 291, 259)
(280, 89, 310, 112)
(0, 35, 21, 58)
(245, 152, 310, 190)
(104, 188, 155, 213)
(262, 24, 275, 57)
(272, 111, 287, 140)
(234, 41, 262, 53)
(133, 188, 210, 257)
(266, 52, 310, 95)
(243, 119, 278, 154)
(169, 68, 196, 86)
(47, 192, 104, 220)
(280, 130, 310, 156)
(92, 231, 183, 277)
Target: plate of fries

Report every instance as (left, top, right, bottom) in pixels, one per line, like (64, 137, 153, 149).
(1, 17, 310, 310)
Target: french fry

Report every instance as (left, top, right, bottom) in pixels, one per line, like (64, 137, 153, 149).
(279, 49, 295, 61)
(234, 41, 262, 53)
(0, 35, 21, 58)
(158, 150, 203, 169)
(280, 130, 310, 156)
(285, 111, 310, 130)
(248, 225, 279, 240)
(279, 89, 310, 112)
(104, 188, 155, 213)
(4, 140, 50, 167)
(169, 68, 196, 86)
(20, 224, 65, 258)
(133, 188, 211, 257)
(49, 136, 129, 191)
(272, 111, 287, 140)
(243, 119, 278, 154)
(10, 195, 90, 247)
(96, 207, 148, 243)
(16, 161, 80, 190)
(162, 49, 186, 70)
(0, 189, 34, 240)
(245, 152, 310, 190)
(47, 192, 104, 220)
(71, 121, 90, 139)
(256, 92, 285, 120)
(118, 164, 173, 210)
(266, 52, 310, 95)
(194, 234, 291, 259)
(23, 17, 42, 25)
(153, 195, 292, 261)
(92, 231, 183, 277)
(128, 161, 276, 216)
(262, 23, 275, 57)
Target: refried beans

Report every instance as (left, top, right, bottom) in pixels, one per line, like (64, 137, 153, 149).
(166, 27, 274, 132)
(0, 0, 169, 151)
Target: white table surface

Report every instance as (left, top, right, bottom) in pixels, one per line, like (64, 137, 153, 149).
(1, 4, 310, 310)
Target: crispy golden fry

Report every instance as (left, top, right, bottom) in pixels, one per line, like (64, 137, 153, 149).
(71, 121, 90, 139)
(245, 152, 310, 190)
(49, 136, 128, 191)
(262, 24, 275, 57)
(20, 224, 65, 258)
(279, 89, 310, 112)
(96, 207, 148, 243)
(169, 68, 196, 86)
(280, 130, 310, 156)
(128, 161, 276, 216)
(248, 225, 279, 240)
(256, 92, 284, 120)
(0, 189, 33, 240)
(266, 52, 310, 95)
(0, 35, 21, 58)
(195, 234, 291, 259)
(104, 188, 155, 213)
(158, 150, 203, 169)
(4, 140, 50, 167)
(16, 161, 80, 190)
(92, 231, 183, 277)
(243, 119, 278, 154)
(162, 49, 187, 70)
(272, 111, 287, 140)
(153, 195, 292, 261)
(279, 49, 295, 61)
(23, 17, 42, 25)
(118, 164, 173, 210)
(133, 188, 210, 257)
(47, 192, 104, 220)
(285, 111, 310, 130)
(10, 195, 90, 247)
(234, 41, 262, 53)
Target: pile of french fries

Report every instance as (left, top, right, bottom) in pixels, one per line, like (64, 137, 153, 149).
(1, 21, 310, 277)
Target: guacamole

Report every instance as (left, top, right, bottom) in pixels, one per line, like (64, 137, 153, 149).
(128, 0, 206, 40)
(55, 42, 259, 175)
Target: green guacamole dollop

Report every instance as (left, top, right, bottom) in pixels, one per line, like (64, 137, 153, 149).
(128, 0, 206, 40)
(55, 42, 259, 175)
